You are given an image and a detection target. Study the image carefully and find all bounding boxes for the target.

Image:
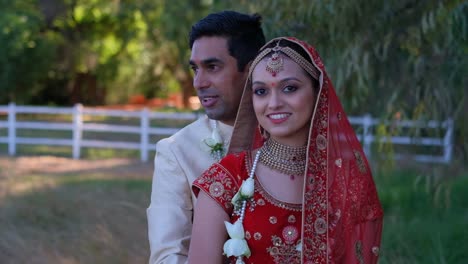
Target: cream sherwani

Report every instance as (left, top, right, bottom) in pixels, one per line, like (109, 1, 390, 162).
(147, 115, 232, 264)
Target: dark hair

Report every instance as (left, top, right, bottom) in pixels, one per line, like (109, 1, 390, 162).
(189, 10, 265, 72)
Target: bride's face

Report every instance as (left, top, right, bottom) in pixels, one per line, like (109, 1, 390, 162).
(251, 55, 315, 147)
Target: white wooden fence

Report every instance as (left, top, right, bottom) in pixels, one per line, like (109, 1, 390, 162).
(0, 103, 453, 163)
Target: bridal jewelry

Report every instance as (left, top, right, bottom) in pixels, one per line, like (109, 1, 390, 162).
(265, 42, 284, 77)
(259, 138, 307, 180)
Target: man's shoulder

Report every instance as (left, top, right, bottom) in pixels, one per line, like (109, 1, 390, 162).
(156, 115, 210, 147)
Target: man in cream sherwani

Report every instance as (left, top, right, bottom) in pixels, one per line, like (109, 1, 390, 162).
(146, 11, 265, 264)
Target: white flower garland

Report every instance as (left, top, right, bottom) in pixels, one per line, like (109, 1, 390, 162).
(223, 149, 261, 263)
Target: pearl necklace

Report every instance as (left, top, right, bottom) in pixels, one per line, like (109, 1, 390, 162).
(234, 149, 261, 264)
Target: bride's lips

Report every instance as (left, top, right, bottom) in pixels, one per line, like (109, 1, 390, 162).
(267, 113, 291, 124)
(199, 96, 219, 108)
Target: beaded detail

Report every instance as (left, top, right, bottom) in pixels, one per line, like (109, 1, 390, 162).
(259, 138, 307, 177)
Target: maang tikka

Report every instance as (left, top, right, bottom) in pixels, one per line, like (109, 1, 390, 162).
(266, 41, 284, 77)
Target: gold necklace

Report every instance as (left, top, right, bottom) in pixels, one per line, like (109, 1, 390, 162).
(259, 138, 307, 180)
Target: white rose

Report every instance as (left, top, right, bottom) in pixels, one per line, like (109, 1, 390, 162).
(211, 129, 223, 144)
(224, 220, 245, 239)
(223, 238, 251, 258)
(240, 178, 254, 198)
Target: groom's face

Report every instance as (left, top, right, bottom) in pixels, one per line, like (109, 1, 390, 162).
(189, 36, 248, 126)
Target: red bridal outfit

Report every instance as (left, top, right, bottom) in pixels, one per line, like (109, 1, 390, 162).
(193, 37, 383, 264)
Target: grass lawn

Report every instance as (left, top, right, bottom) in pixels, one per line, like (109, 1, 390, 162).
(0, 156, 467, 263)
(377, 168, 468, 264)
(0, 156, 153, 264)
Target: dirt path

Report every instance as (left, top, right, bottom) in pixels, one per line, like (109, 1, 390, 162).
(0, 155, 153, 178)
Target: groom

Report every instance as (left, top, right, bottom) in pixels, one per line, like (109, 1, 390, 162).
(147, 11, 265, 264)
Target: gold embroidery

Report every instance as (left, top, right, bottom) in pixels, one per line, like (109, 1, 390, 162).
(194, 163, 236, 211)
(269, 216, 278, 224)
(319, 243, 326, 251)
(316, 134, 327, 150)
(355, 240, 364, 264)
(257, 198, 266, 206)
(354, 150, 367, 173)
(314, 218, 327, 234)
(266, 235, 301, 263)
(282, 226, 299, 244)
(372, 246, 380, 256)
(208, 182, 224, 197)
(254, 179, 302, 211)
(254, 232, 262, 240)
(245, 231, 251, 240)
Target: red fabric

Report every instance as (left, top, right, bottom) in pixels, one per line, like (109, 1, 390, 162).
(286, 37, 383, 263)
(193, 152, 303, 263)
(193, 37, 383, 263)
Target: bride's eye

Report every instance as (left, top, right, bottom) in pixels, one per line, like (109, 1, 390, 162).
(283, 85, 298, 93)
(253, 87, 267, 96)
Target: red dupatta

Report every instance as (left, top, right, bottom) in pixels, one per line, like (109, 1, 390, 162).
(229, 37, 383, 263)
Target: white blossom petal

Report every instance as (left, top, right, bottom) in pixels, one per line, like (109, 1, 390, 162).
(203, 138, 216, 147)
(224, 220, 245, 239)
(223, 238, 250, 257)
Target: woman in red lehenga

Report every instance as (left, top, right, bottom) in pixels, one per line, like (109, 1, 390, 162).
(188, 37, 383, 264)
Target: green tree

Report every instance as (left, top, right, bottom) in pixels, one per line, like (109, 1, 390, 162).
(0, 0, 58, 104)
(215, 0, 467, 159)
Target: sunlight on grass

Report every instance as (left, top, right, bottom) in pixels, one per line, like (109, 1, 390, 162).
(0, 168, 151, 263)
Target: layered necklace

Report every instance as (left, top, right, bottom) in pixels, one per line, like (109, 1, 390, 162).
(259, 138, 307, 180)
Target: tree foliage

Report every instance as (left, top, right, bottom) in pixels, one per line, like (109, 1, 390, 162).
(214, 0, 467, 159)
(0, 0, 466, 158)
(0, 0, 58, 103)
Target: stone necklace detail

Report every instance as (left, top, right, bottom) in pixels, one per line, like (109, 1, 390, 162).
(259, 138, 307, 180)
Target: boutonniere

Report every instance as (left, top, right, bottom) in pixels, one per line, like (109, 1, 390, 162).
(201, 122, 225, 160)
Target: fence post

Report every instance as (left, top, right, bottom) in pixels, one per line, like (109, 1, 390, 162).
(7, 102, 16, 156)
(140, 108, 150, 162)
(443, 118, 454, 164)
(362, 114, 372, 157)
(72, 104, 83, 159)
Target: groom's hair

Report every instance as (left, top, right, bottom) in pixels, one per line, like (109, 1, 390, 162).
(189, 10, 265, 72)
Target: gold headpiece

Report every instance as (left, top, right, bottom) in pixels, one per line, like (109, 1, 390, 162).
(265, 42, 284, 76)
(249, 39, 320, 81)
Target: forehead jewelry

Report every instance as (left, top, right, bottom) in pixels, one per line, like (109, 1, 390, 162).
(265, 42, 284, 77)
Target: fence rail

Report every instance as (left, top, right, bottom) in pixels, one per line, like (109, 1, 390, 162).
(0, 103, 453, 163)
